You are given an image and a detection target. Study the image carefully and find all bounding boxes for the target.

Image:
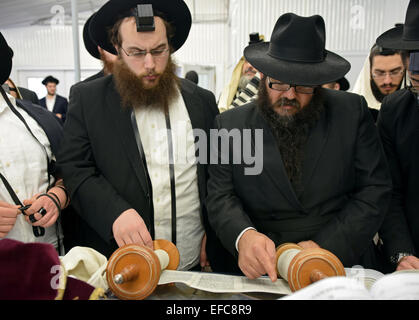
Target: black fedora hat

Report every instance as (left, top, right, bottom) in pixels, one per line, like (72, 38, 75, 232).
(42, 75, 59, 86)
(244, 13, 350, 86)
(83, 13, 101, 60)
(0, 32, 13, 85)
(248, 32, 263, 45)
(90, 0, 192, 55)
(376, 0, 419, 50)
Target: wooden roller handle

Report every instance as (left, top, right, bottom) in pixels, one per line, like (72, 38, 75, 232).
(115, 264, 140, 284)
(310, 269, 328, 283)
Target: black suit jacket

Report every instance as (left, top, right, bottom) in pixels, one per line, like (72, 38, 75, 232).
(18, 87, 40, 105)
(377, 89, 418, 259)
(206, 89, 392, 268)
(39, 94, 68, 122)
(83, 70, 105, 83)
(56, 76, 226, 260)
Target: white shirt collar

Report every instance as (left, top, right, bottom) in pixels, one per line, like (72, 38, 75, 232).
(0, 92, 16, 114)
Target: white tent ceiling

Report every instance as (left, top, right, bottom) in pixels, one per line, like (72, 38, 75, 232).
(0, 0, 107, 29)
(0, 0, 229, 29)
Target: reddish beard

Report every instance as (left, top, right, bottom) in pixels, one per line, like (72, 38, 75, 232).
(113, 55, 180, 114)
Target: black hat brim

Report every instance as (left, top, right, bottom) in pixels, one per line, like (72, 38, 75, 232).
(83, 14, 100, 60)
(90, 0, 192, 55)
(244, 42, 351, 86)
(0, 33, 13, 85)
(376, 26, 419, 51)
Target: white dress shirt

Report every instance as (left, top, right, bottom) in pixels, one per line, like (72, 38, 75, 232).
(0, 93, 61, 247)
(46, 95, 56, 112)
(134, 88, 204, 270)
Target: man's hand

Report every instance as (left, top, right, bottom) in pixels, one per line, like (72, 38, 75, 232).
(297, 240, 320, 249)
(23, 194, 60, 228)
(397, 255, 419, 271)
(112, 209, 153, 249)
(0, 201, 20, 238)
(238, 229, 277, 282)
(55, 113, 63, 119)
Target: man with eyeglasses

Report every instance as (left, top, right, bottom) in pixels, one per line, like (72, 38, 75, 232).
(373, 0, 419, 272)
(56, 0, 232, 272)
(353, 42, 408, 122)
(206, 13, 391, 279)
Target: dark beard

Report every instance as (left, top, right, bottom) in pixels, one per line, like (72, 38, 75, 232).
(257, 80, 324, 193)
(113, 56, 180, 114)
(370, 78, 402, 103)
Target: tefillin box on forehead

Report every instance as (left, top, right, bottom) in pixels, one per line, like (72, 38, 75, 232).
(135, 4, 155, 32)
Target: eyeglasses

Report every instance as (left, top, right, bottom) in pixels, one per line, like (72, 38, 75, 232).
(268, 78, 316, 94)
(371, 69, 404, 79)
(121, 46, 170, 60)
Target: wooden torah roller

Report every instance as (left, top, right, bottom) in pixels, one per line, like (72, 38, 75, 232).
(106, 239, 180, 300)
(276, 243, 346, 292)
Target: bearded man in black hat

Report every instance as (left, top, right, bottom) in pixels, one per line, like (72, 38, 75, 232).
(39, 75, 68, 122)
(56, 0, 229, 271)
(206, 13, 392, 280)
(374, 0, 419, 272)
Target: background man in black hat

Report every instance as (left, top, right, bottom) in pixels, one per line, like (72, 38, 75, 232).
(56, 0, 230, 271)
(206, 13, 392, 280)
(374, 0, 419, 272)
(39, 75, 68, 122)
(218, 32, 264, 113)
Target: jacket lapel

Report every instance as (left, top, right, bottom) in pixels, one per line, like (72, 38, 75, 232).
(300, 104, 330, 197)
(179, 79, 207, 204)
(179, 79, 206, 133)
(105, 81, 150, 198)
(248, 106, 306, 212)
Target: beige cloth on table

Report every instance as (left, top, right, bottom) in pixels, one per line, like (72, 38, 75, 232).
(60, 246, 109, 291)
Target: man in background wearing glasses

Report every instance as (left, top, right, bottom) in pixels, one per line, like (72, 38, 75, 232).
(206, 13, 391, 279)
(353, 42, 408, 122)
(56, 0, 233, 272)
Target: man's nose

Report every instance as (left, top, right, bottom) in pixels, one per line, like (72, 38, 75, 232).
(282, 87, 297, 99)
(143, 53, 155, 71)
(383, 73, 393, 84)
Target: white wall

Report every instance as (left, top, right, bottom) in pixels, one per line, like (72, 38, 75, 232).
(1, 0, 411, 99)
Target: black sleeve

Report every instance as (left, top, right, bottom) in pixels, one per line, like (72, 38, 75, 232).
(376, 100, 416, 259)
(311, 96, 393, 266)
(56, 85, 131, 244)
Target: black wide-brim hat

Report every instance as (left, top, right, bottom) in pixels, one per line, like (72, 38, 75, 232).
(0, 32, 13, 85)
(244, 13, 350, 86)
(90, 0, 192, 55)
(42, 75, 59, 85)
(83, 13, 100, 60)
(376, 0, 419, 50)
